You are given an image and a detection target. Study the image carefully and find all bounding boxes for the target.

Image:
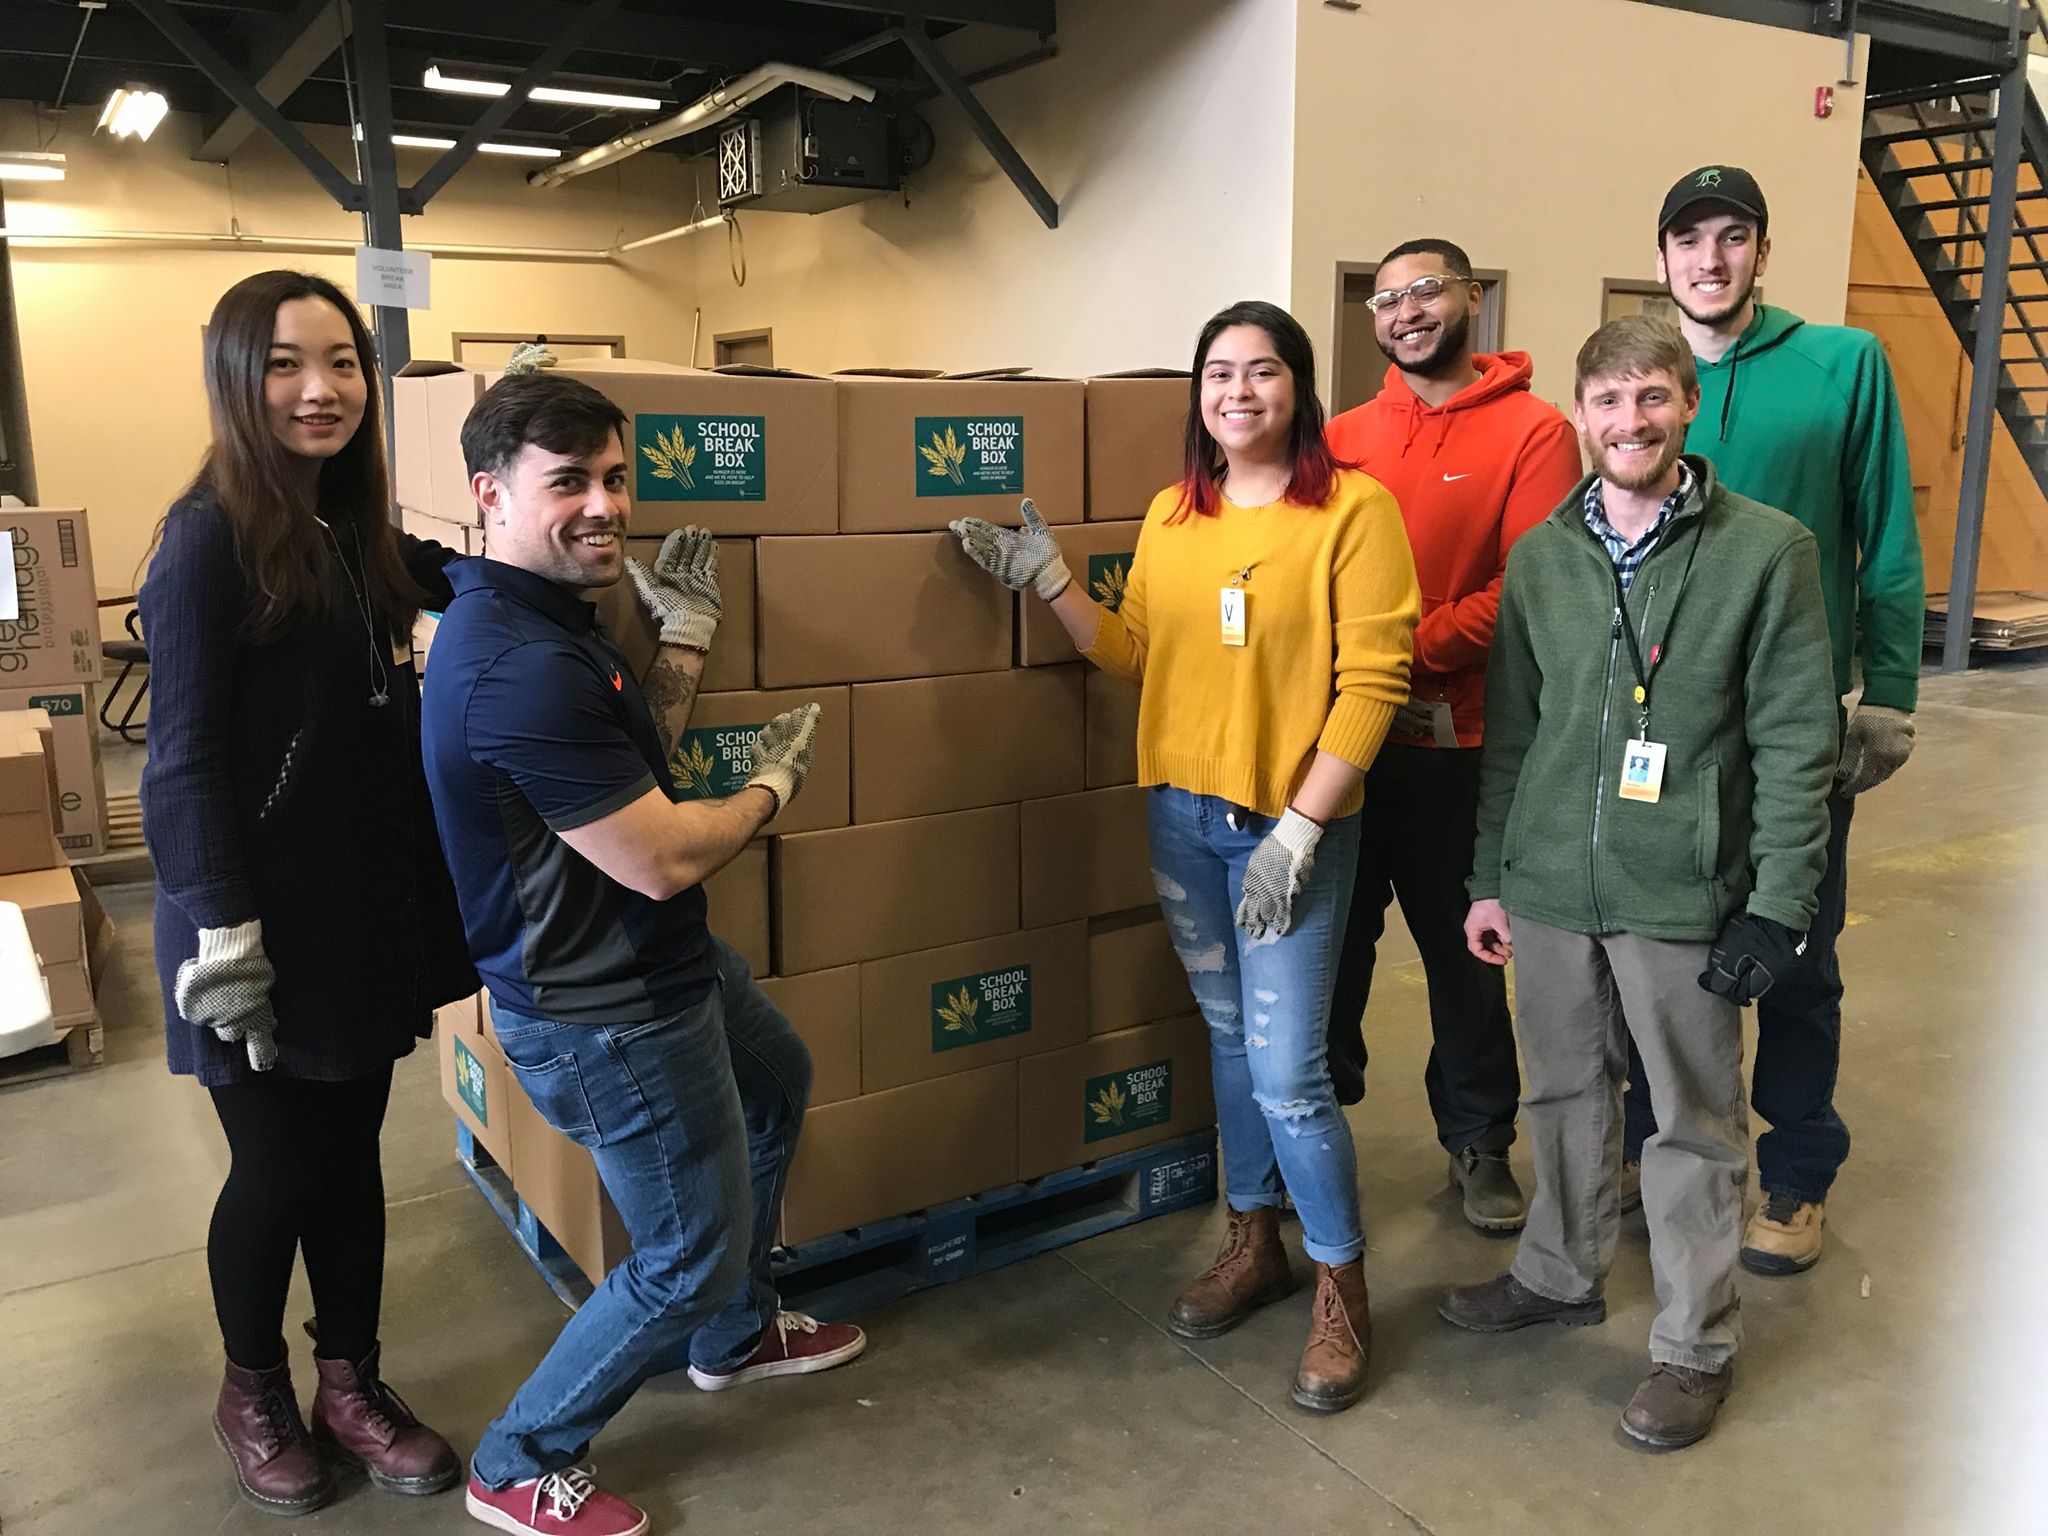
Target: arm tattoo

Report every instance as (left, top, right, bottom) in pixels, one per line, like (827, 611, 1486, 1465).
(640, 650, 701, 763)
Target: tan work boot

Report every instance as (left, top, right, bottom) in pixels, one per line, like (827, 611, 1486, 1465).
(1167, 1206, 1295, 1339)
(1290, 1260, 1370, 1413)
(1740, 1192, 1825, 1275)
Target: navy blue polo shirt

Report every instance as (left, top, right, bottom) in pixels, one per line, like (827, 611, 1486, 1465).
(421, 559, 715, 1023)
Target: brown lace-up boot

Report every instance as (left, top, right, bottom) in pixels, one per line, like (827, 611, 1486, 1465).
(310, 1344, 462, 1495)
(214, 1356, 335, 1516)
(1291, 1260, 1371, 1413)
(1167, 1206, 1296, 1339)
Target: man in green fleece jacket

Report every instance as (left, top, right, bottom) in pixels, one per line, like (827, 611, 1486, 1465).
(1442, 316, 1837, 1451)
(1621, 166, 1927, 1278)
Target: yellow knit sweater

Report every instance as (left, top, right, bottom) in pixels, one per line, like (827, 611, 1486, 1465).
(1084, 469, 1420, 819)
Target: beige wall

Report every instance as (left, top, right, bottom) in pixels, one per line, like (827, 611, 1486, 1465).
(1, 102, 703, 592)
(1290, 0, 1868, 411)
(678, 0, 1296, 377)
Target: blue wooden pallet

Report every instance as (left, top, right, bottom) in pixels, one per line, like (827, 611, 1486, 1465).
(457, 1121, 1218, 1332)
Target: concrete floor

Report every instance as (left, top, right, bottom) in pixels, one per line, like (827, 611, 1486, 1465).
(5, 661, 2046, 1536)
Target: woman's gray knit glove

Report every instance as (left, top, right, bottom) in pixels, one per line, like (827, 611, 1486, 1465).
(1836, 704, 1915, 796)
(949, 498, 1072, 601)
(744, 703, 822, 816)
(175, 919, 279, 1072)
(1235, 810, 1323, 941)
(626, 527, 721, 652)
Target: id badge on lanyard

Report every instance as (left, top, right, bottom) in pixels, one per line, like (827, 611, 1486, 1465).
(1220, 563, 1254, 647)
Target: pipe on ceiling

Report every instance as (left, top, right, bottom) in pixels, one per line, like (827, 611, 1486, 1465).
(527, 61, 876, 190)
(0, 226, 616, 261)
(613, 210, 729, 254)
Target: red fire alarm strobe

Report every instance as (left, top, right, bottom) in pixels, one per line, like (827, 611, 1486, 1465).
(1816, 85, 1835, 118)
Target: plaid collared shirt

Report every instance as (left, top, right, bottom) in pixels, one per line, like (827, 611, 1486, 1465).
(1583, 459, 1695, 593)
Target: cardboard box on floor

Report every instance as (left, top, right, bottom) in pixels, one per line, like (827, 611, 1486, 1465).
(835, 374, 1084, 533)
(755, 533, 1012, 688)
(622, 537, 755, 694)
(392, 364, 493, 525)
(0, 687, 108, 859)
(1020, 784, 1154, 926)
(1084, 372, 1188, 522)
(704, 840, 771, 976)
(673, 686, 850, 836)
(1085, 669, 1139, 789)
(2, 510, 101, 689)
(0, 710, 60, 874)
(438, 1000, 516, 1178)
(508, 1081, 634, 1284)
(781, 1061, 1019, 1244)
(858, 921, 1088, 1092)
(1017, 1014, 1213, 1179)
(0, 864, 113, 1024)
(758, 967, 861, 1107)
(1088, 909, 1195, 1037)
(774, 803, 1019, 973)
(1018, 521, 1143, 666)
(849, 667, 1083, 824)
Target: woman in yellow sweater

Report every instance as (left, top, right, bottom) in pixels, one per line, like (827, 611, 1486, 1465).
(952, 300, 1418, 1410)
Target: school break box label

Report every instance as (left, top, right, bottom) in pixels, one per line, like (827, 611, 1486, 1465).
(914, 415, 1024, 496)
(1084, 1058, 1172, 1142)
(930, 964, 1034, 1052)
(636, 414, 767, 501)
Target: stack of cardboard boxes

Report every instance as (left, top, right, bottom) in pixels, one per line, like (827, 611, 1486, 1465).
(402, 357, 1208, 1286)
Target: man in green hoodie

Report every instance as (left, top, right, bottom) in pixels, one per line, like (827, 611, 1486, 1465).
(1443, 316, 1837, 1450)
(1616, 166, 1926, 1278)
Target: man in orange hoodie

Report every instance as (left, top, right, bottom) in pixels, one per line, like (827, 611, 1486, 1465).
(1325, 238, 1583, 1231)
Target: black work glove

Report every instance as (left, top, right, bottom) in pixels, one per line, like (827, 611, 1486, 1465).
(1698, 914, 1808, 1007)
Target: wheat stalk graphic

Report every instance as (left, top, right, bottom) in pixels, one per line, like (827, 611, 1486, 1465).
(1091, 561, 1129, 611)
(936, 986, 981, 1037)
(641, 425, 698, 489)
(920, 425, 968, 486)
(1090, 1080, 1129, 1127)
(672, 738, 718, 796)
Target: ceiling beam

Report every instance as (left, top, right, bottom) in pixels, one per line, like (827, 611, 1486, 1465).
(790, 0, 1056, 31)
(194, 0, 353, 163)
(382, 0, 824, 70)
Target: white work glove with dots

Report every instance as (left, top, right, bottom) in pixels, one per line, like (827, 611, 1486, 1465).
(745, 703, 823, 817)
(1235, 810, 1324, 940)
(626, 526, 722, 653)
(1836, 704, 1915, 797)
(175, 919, 280, 1072)
(949, 498, 1072, 601)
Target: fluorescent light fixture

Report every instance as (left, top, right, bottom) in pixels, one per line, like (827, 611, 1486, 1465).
(0, 151, 66, 182)
(356, 126, 562, 160)
(423, 65, 661, 113)
(98, 86, 169, 141)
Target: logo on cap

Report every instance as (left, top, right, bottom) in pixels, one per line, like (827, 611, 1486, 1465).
(1697, 168, 1723, 188)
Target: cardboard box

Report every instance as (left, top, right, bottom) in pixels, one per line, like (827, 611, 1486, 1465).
(704, 839, 771, 976)
(755, 533, 1012, 688)
(1088, 910, 1195, 1036)
(440, 1016, 517, 1178)
(561, 360, 837, 536)
(1018, 520, 1143, 666)
(399, 505, 484, 561)
(859, 921, 1088, 1092)
(508, 1082, 633, 1284)
(849, 667, 1083, 824)
(1020, 785, 1153, 926)
(1085, 669, 1140, 788)
(758, 967, 861, 1107)
(1085, 372, 1188, 522)
(0, 864, 110, 1016)
(0, 687, 109, 858)
(672, 686, 849, 836)
(392, 363, 491, 524)
(836, 375, 1084, 533)
(775, 803, 1019, 973)
(434, 989, 484, 1040)
(622, 536, 754, 693)
(0, 712, 60, 874)
(781, 1061, 1020, 1244)
(1, 510, 101, 688)
(1017, 1014, 1214, 1179)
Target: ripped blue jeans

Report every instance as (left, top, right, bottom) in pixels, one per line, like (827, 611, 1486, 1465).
(1147, 786, 1364, 1264)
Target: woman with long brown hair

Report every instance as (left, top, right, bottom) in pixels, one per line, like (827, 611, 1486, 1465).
(140, 270, 472, 1514)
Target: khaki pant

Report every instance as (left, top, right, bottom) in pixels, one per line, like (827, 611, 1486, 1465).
(1508, 918, 1748, 1372)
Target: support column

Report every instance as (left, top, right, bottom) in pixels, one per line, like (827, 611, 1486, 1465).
(349, 0, 409, 461)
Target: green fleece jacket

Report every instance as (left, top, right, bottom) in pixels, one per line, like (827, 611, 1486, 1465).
(1470, 459, 1838, 941)
(1686, 304, 1924, 711)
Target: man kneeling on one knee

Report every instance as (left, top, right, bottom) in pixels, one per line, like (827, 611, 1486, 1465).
(1443, 315, 1837, 1451)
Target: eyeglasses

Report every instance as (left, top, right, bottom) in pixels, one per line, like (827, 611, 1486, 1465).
(1364, 274, 1470, 314)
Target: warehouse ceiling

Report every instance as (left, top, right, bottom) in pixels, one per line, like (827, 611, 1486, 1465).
(0, 0, 1057, 162)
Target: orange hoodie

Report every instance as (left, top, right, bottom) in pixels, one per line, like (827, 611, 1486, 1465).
(1325, 351, 1581, 747)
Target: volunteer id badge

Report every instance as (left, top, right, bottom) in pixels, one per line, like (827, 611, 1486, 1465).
(1618, 739, 1667, 803)
(1220, 586, 1247, 646)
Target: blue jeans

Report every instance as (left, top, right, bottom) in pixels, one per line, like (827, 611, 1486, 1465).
(1146, 787, 1364, 1265)
(471, 937, 812, 1489)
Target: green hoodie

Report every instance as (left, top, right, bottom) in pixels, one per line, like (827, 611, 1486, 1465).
(1471, 459, 1837, 941)
(1685, 304, 1924, 711)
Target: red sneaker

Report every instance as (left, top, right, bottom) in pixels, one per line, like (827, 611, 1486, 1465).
(685, 1310, 867, 1392)
(465, 1467, 648, 1535)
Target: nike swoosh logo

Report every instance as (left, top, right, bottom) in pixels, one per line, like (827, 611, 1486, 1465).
(1442, 473, 1473, 482)
(611, 670, 623, 691)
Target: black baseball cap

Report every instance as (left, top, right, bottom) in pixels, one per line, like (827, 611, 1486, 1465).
(1658, 165, 1768, 238)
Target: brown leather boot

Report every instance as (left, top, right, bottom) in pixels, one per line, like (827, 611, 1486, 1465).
(310, 1344, 462, 1495)
(214, 1357, 335, 1516)
(1167, 1206, 1296, 1339)
(1291, 1260, 1371, 1413)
